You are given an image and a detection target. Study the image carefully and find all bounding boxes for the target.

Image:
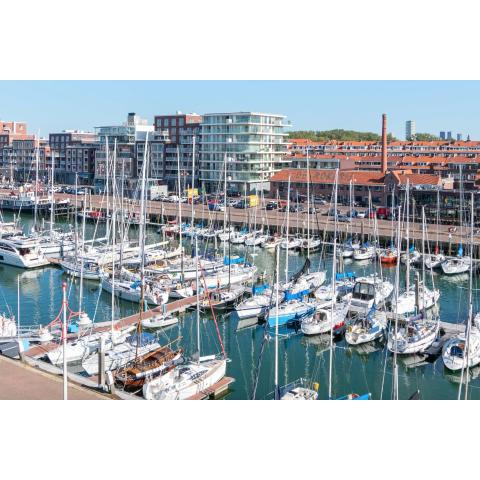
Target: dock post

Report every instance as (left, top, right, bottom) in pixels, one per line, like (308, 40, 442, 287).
(98, 336, 106, 390)
(105, 371, 116, 396)
(448, 233, 452, 256)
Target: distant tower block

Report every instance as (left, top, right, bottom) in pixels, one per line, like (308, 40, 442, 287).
(405, 120, 416, 141)
(381, 114, 388, 174)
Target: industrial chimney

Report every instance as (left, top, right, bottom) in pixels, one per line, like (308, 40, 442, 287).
(381, 113, 388, 174)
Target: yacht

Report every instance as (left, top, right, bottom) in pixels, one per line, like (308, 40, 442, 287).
(349, 276, 393, 314)
(0, 239, 49, 268)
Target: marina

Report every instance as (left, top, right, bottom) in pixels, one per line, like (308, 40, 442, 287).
(1, 203, 480, 400)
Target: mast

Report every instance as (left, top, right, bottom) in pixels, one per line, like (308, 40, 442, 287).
(328, 168, 339, 399)
(135, 134, 149, 360)
(285, 175, 291, 284)
(306, 149, 310, 263)
(406, 180, 410, 292)
(436, 188, 440, 250)
(79, 190, 87, 315)
(105, 137, 110, 244)
(223, 152, 227, 259)
(392, 205, 402, 400)
(110, 141, 117, 339)
(34, 132, 40, 232)
(50, 150, 55, 238)
(62, 282, 68, 400)
(459, 192, 475, 400)
(191, 135, 196, 240)
(176, 146, 183, 283)
(274, 244, 280, 400)
(195, 234, 201, 362)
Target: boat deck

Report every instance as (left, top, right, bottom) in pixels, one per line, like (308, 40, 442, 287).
(187, 376, 235, 400)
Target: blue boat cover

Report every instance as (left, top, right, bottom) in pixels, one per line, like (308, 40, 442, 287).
(458, 245, 463, 257)
(284, 289, 309, 301)
(336, 272, 355, 281)
(252, 284, 269, 295)
(224, 256, 244, 265)
(130, 280, 141, 289)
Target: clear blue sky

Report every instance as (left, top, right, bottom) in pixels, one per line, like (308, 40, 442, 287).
(1, 80, 479, 139)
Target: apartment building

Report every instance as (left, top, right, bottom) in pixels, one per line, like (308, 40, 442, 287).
(94, 113, 154, 195)
(49, 131, 98, 185)
(200, 112, 290, 194)
(153, 113, 201, 191)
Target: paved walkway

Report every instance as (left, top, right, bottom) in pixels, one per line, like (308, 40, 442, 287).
(0, 356, 108, 400)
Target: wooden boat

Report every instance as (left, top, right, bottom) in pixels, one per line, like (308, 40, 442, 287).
(114, 344, 183, 391)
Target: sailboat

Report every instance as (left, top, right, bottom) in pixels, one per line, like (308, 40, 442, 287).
(443, 195, 480, 372)
(441, 245, 470, 275)
(391, 207, 440, 316)
(345, 305, 387, 345)
(424, 190, 445, 269)
(143, 235, 227, 400)
(399, 182, 421, 266)
(301, 301, 349, 336)
(235, 284, 280, 320)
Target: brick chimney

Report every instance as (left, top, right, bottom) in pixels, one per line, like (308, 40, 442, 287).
(381, 113, 388, 174)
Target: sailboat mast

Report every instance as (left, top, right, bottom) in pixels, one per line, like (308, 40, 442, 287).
(177, 146, 183, 283)
(79, 190, 87, 315)
(306, 149, 310, 262)
(105, 137, 110, 244)
(62, 282, 68, 400)
(138, 134, 149, 319)
(274, 244, 280, 400)
(285, 175, 291, 284)
(50, 150, 55, 237)
(406, 180, 410, 292)
(223, 152, 227, 259)
(460, 192, 475, 399)
(195, 234, 201, 362)
(33, 132, 40, 231)
(392, 205, 402, 400)
(328, 169, 339, 400)
(191, 135, 196, 238)
(110, 141, 117, 339)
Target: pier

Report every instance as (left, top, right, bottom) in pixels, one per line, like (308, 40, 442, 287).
(54, 192, 480, 254)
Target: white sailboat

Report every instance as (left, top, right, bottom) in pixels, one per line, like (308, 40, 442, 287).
(143, 236, 227, 400)
(443, 195, 480, 374)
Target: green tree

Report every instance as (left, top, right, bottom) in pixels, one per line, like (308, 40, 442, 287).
(288, 129, 398, 142)
(412, 132, 440, 141)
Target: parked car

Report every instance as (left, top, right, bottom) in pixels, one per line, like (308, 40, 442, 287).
(234, 200, 248, 209)
(226, 199, 238, 207)
(303, 207, 317, 214)
(324, 208, 340, 216)
(376, 207, 390, 220)
(337, 214, 352, 223)
(266, 201, 278, 210)
(356, 211, 366, 219)
(289, 205, 303, 213)
(208, 201, 225, 212)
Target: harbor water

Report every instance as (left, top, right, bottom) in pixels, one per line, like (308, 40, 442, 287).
(1, 212, 479, 400)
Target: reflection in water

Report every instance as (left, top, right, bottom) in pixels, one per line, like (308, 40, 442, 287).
(1, 211, 480, 398)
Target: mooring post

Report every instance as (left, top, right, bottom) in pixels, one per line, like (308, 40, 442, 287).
(98, 336, 106, 389)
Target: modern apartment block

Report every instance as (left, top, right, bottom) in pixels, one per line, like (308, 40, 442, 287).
(199, 112, 290, 194)
(94, 113, 154, 195)
(49, 131, 98, 185)
(153, 112, 201, 191)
